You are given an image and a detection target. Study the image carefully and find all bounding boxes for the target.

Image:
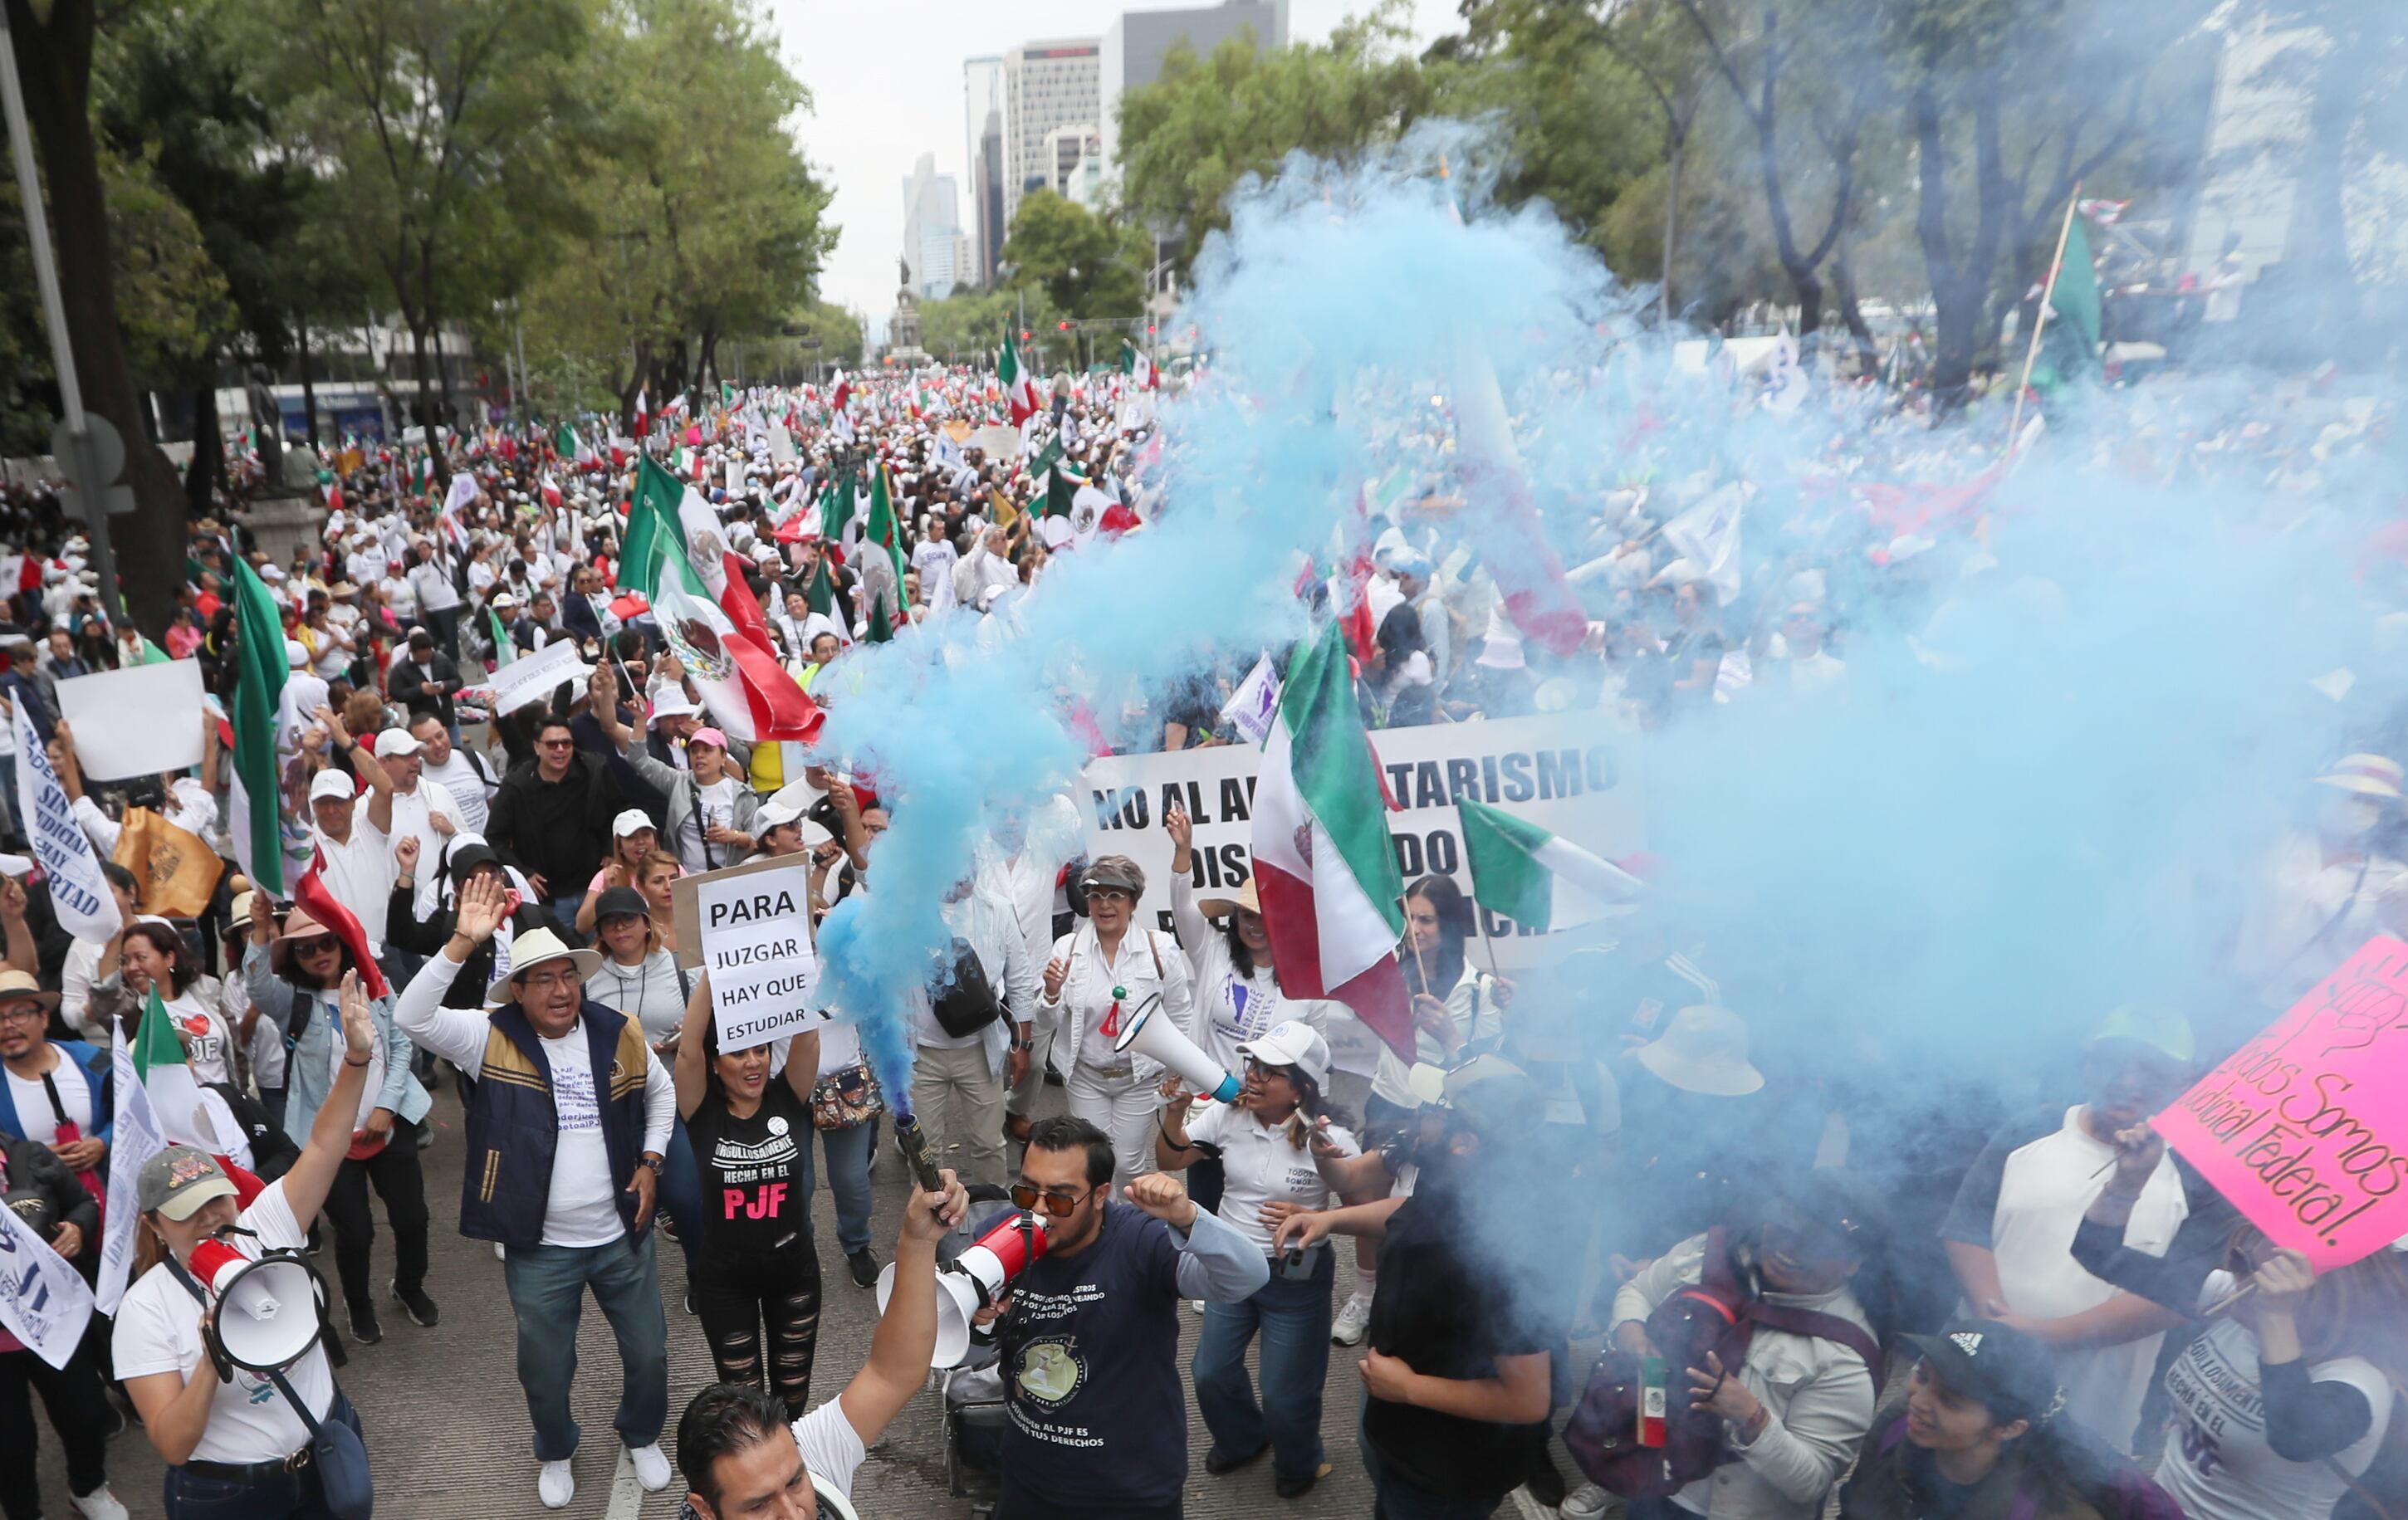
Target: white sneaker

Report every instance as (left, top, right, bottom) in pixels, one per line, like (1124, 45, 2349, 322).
(1559, 1480, 1612, 1519)
(1331, 1291, 1373, 1346)
(71, 1488, 130, 1520)
(629, 1442, 672, 1492)
(538, 1459, 575, 1509)
(1187, 1298, 1206, 1315)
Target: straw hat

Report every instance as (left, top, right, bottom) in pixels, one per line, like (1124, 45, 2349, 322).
(485, 926, 602, 1008)
(1630, 1005, 1764, 1097)
(1197, 878, 1260, 920)
(2316, 754, 2405, 799)
(0, 968, 59, 1011)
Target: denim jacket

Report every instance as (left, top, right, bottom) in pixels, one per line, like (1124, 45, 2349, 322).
(244, 941, 429, 1146)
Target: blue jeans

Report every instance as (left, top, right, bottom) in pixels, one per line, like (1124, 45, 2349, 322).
(1359, 1401, 1503, 1520)
(800, 1117, 877, 1256)
(163, 1392, 365, 1518)
(501, 1233, 668, 1460)
(658, 1117, 705, 1277)
(1193, 1246, 1334, 1482)
(546, 896, 589, 944)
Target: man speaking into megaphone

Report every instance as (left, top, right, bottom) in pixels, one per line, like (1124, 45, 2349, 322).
(112, 970, 381, 1520)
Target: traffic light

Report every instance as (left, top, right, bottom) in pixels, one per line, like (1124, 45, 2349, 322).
(1020, 330, 1030, 340)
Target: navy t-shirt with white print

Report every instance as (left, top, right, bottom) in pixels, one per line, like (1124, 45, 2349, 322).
(996, 1201, 1188, 1508)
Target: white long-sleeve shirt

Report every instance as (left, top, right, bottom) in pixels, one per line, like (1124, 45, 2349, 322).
(909, 886, 1040, 1077)
(394, 947, 674, 1246)
(1038, 921, 1194, 1081)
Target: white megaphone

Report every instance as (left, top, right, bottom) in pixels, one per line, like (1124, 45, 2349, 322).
(1112, 992, 1240, 1104)
(189, 1237, 326, 1375)
(878, 1209, 1049, 1369)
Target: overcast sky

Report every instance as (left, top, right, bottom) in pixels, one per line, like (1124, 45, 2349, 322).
(761, 0, 1461, 327)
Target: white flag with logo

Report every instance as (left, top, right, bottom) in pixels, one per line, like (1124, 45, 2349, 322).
(1221, 655, 1282, 745)
(13, 700, 119, 943)
(93, 1039, 163, 1315)
(0, 1193, 95, 1369)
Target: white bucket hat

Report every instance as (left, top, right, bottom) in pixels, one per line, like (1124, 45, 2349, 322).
(2316, 754, 2404, 799)
(1630, 1005, 1764, 1097)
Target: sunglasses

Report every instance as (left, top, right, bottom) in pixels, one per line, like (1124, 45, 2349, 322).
(1008, 1181, 1099, 1219)
(536, 738, 575, 750)
(1242, 1057, 1297, 1083)
(291, 937, 340, 957)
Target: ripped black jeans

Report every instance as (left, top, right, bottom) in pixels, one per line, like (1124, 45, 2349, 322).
(691, 1235, 824, 1417)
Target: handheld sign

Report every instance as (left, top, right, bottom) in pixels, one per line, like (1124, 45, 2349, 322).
(2153, 936, 2408, 1268)
(687, 858, 818, 1054)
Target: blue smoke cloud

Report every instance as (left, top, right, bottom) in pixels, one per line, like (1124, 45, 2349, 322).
(805, 118, 2408, 1227)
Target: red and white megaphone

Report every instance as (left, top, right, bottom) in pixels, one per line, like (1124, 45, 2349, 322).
(1113, 992, 1241, 1104)
(878, 1209, 1049, 1369)
(188, 1235, 325, 1375)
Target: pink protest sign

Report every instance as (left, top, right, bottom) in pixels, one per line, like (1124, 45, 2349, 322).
(2154, 936, 2408, 1269)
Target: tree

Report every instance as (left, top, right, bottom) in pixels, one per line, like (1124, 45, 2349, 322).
(254, 0, 595, 454)
(915, 286, 1036, 364)
(95, 0, 317, 507)
(515, 0, 834, 430)
(998, 192, 1150, 320)
(1586, 0, 1715, 318)
(1667, 0, 1882, 336)
(1118, 5, 1445, 276)
(1882, 0, 2218, 405)
(3, 0, 194, 635)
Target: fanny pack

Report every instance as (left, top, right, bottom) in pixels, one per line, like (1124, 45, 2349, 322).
(929, 937, 1003, 1039)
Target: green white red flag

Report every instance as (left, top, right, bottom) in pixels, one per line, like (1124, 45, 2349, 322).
(1456, 797, 1642, 932)
(1251, 621, 1412, 1058)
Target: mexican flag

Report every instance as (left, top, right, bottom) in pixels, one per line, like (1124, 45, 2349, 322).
(999, 330, 1040, 426)
(133, 986, 229, 1152)
(556, 421, 597, 467)
(1457, 797, 1642, 933)
(865, 594, 894, 644)
(1122, 340, 1156, 390)
(864, 465, 909, 612)
(1449, 330, 1586, 655)
(2034, 213, 2102, 392)
(487, 604, 516, 667)
(228, 560, 287, 895)
(1251, 621, 1412, 1058)
(653, 571, 823, 744)
(540, 472, 563, 510)
(619, 457, 690, 602)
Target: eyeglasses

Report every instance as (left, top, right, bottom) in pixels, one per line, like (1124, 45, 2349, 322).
(1084, 886, 1133, 903)
(1008, 1181, 1098, 1219)
(0, 1004, 47, 1024)
(536, 738, 574, 750)
(520, 968, 582, 991)
(1242, 1058, 1296, 1083)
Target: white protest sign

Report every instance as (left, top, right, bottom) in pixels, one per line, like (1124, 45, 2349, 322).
(695, 861, 819, 1053)
(56, 658, 205, 780)
(1079, 712, 1647, 974)
(0, 1195, 95, 1369)
(14, 701, 119, 944)
(769, 423, 797, 466)
(488, 638, 593, 717)
(972, 423, 1021, 459)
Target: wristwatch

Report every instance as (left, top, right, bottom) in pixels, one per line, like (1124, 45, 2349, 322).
(1011, 1039, 1032, 1053)
(639, 1153, 663, 1173)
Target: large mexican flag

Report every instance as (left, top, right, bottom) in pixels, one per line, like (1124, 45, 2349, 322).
(1457, 797, 1643, 933)
(1251, 621, 1412, 1058)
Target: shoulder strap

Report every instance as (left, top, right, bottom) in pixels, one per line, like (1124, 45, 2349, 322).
(673, 957, 691, 1002)
(1743, 1301, 1886, 1387)
(37, 1065, 72, 1127)
(266, 1366, 328, 1438)
(1148, 931, 1163, 980)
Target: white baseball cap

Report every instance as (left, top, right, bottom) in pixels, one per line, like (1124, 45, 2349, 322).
(610, 808, 655, 839)
(648, 687, 699, 720)
(308, 770, 355, 803)
(371, 729, 423, 759)
(1236, 1020, 1332, 1088)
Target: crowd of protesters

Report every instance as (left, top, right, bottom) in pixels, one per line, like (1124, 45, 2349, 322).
(1, 355, 2404, 1520)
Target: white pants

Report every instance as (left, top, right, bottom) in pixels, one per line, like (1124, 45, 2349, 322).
(1063, 1062, 1160, 1190)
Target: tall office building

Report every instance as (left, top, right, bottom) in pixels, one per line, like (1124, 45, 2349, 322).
(1001, 38, 1100, 237)
(1099, 2, 1287, 177)
(963, 56, 1005, 285)
(902, 153, 965, 301)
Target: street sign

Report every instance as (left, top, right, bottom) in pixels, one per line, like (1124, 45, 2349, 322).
(49, 414, 135, 520)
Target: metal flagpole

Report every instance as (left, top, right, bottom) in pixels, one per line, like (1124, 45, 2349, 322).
(2008, 185, 2083, 453)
